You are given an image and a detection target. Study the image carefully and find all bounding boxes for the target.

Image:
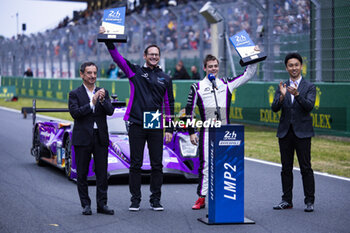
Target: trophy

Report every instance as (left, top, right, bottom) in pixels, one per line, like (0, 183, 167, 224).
(97, 7, 127, 43)
(229, 30, 266, 66)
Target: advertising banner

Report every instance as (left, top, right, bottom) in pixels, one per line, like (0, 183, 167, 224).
(0, 86, 16, 99)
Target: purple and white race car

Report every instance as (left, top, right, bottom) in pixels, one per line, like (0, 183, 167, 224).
(30, 99, 199, 180)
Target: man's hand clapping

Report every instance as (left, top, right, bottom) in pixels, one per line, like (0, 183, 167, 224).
(92, 88, 106, 105)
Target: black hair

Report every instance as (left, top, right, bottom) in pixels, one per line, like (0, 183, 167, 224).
(144, 44, 161, 56)
(284, 53, 303, 66)
(80, 62, 98, 73)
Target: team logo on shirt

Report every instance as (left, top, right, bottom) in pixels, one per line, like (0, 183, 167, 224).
(143, 110, 161, 129)
(141, 73, 149, 79)
(157, 77, 165, 84)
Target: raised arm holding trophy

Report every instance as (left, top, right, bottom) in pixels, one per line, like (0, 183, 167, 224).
(98, 9, 175, 212)
(184, 9, 266, 221)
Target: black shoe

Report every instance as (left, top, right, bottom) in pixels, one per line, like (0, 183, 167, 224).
(82, 205, 92, 215)
(97, 205, 114, 215)
(273, 201, 293, 210)
(150, 201, 164, 211)
(304, 203, 314, 212)
(129, 202, 140, 211)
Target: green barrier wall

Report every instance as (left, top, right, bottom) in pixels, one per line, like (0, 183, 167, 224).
(2, 77, 349, 137)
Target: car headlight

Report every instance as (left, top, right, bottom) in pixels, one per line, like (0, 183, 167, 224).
(112, 142, 130, 163)
(179, 135, 198, 158)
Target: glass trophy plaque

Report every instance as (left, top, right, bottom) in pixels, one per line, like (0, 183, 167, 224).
(229, 30, 266, 66)
(97, 7, 127, 43)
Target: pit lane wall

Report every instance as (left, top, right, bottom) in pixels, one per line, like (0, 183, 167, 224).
(2, 77, 349, 137)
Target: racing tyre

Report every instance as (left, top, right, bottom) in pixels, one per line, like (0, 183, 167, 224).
(64, 138, 73, 180)
(33, 128, 44, 166)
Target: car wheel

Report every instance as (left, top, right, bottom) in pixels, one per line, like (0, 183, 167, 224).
(33, 128, 44, 166)
(64, 138, 72, 180)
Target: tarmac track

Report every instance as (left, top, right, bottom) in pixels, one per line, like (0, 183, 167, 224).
(0, 107, 349, 233)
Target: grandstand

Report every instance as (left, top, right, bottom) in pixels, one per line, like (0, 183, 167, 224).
(1, 0, 348, 82)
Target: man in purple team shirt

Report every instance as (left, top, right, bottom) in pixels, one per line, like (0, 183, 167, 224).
(100, 27, 174, 212)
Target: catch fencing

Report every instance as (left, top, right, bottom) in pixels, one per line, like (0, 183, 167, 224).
(0, 0, 348, 82)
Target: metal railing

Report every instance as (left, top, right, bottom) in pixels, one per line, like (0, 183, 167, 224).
(0, 0, 348, 82)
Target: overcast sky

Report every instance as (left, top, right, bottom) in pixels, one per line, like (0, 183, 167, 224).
(0, 0, 87, 39)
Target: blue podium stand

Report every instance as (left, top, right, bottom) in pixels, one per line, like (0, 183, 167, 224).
(198, 124, 254, 225)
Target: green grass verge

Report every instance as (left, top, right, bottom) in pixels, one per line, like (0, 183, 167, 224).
(1, 97, 349, 178)
(244, 125, 350, 178)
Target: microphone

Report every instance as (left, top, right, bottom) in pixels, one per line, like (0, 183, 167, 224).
(208, 73, 217, 90)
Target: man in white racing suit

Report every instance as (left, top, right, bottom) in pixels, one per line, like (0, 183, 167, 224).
(185, 53, 258, 210)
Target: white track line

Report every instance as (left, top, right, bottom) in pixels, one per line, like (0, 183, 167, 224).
(245, 157, 350, 182)
(1, 106, 349, 181)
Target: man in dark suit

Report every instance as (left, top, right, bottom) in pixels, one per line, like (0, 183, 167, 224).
(69, 62, 115, 215)
(271, 53, 316, 212)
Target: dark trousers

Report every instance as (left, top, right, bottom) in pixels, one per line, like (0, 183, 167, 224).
(278, 127, 315, 204)
(128, 124, 163, 203)
(74, 130, 108, 208)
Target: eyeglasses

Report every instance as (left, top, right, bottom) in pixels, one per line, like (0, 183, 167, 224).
(147, 53, 160, 57)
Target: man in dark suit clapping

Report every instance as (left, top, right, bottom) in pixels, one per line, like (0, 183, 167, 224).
(69, 62, 115, 215)
(271, 53, 316, 212)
